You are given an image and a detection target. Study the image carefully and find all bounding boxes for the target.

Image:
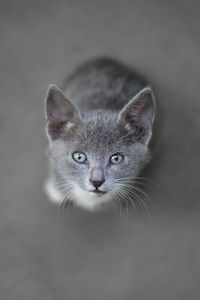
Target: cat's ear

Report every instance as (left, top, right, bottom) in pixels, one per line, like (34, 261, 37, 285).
(45, 84, 81, 140)
(117, 87, 155, 145)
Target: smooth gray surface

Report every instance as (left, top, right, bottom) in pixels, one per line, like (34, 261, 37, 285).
(0, 0, 200, 299)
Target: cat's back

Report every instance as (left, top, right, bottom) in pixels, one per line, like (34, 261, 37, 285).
(64, 58, 147, 110)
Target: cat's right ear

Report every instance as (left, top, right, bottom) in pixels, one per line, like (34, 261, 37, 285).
(117, 87, 155, 146)
(45, 84, 82, 140)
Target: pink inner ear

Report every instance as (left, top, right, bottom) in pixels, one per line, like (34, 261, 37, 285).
(48, 120, 67, 139)
(118, 87, 155, 145)
(50, 96, 72, 123)
(46, 84, 82, 140)
(51, 107, 68, 123)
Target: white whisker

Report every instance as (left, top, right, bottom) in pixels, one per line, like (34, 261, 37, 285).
(115, 178, 151, 215)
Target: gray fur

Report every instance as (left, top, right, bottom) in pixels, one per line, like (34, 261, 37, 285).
(44, 58, 155, 211)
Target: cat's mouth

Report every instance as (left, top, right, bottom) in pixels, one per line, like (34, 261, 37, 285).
(89, 189, 107, 195)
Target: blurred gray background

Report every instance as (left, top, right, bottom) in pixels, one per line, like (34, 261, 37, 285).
(0, 0, 200, 299)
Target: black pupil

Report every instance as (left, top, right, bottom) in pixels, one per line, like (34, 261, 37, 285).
(114, 156, 119, 161)
(78, 154, 82, 160)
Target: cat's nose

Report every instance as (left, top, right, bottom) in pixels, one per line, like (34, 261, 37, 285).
(90, 167, 105, 189)
(89, 179, 105, 189)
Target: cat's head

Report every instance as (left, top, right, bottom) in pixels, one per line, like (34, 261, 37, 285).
(45, 85, 155, 210)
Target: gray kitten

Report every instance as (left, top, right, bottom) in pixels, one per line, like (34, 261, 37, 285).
(44, 58, 155, 211)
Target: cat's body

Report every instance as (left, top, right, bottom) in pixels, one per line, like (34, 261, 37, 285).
(64, 58, 146, 111)
(44, 58, 155, 211)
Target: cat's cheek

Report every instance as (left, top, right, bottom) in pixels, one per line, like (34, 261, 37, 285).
(44, 179, 64, 204)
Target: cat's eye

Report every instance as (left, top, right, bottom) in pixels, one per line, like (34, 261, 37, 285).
(72, 152, 87, 163)
(109, 153, 124, 165)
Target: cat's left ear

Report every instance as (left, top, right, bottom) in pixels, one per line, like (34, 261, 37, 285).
(45, 84, 82, 140)
(117, 87, 155, 145)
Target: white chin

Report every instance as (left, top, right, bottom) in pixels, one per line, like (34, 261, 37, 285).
(73, 187, 112, 211)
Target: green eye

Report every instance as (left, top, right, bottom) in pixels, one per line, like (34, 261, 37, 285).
(72, 152, 87, 163)
(109, 153, 124, 165)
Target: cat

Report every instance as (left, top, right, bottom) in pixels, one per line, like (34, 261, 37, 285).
(44, 58, 155, 211)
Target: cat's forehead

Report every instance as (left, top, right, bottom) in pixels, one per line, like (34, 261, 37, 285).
(77, 110, 122, 151)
